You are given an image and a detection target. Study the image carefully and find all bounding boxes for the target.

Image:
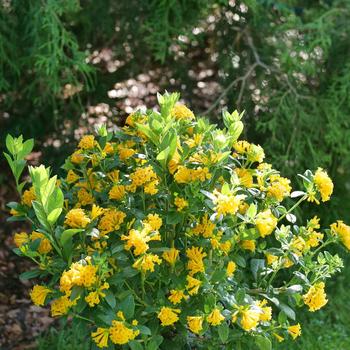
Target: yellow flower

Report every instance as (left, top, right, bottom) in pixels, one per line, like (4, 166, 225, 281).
(158, 307, 181, 326)
(257, 300, 272, 322)
(30, 285, 51, 306)
(240, 240, 256, 252)
(174, 166, 211, 183)
(186, 275, 202, 295)
(174, 197, 188, 211)
(247, 144, 265, 163)
(213, 189, 245, 216)
(98, 209, 126, 236)
(171, 104, 195, 120)
(207, 308, 225, 326)
(71, 150, 84, 164)
(226, 261, 236, 277)
(51, 295, 74, 317)
(265, 253, 278, 265)
(121, 226, 160, 256)
(288, 324, 301, 340)
(273, 333, 285, 343)
(109, 185, 126, 200)
(66, 170, 80, 184)
(14, 232, 29, 247)
(267, 174, 292, 202)
(168, 289, 188, 305)
(240, 308, 260, 331)
(132, 254, 162, 272)
(255, 209, 277, 238)
(107, 169, 120, 183)
(308, 168, 333, 203)
(22, 187, 36, 207)
(65, 208, 91, 228)
(91, 204, 104, 220)
(91, 327, 109, 348)
(187, 316, 204, 334)
(78, 135, 95, 150)
(109, 320, 139, 345)
(162, 248, 180, 265)
(233, 140, 250, 154)
(85, 283, 109, 307)
(303, 282, 328, 312)
(330, 221, 350, 250)
(143, 213, 162, 231)
(192, 214, 215, 238)
(118, 145, 136, 161)
(235, 168, 253, 187)
(31, 231, 52, 254)
(77, 188, 94, 206)
(186, 246, 207, 275)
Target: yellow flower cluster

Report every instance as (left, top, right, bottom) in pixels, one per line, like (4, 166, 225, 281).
(174, 165, 211, 183)
(303, 282, 328, 312)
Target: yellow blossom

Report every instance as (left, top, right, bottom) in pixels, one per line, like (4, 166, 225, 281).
(158, 307, 181, 326)
(308, 168, 333, 203)
(171, 104, 195, 120)
(288, 324, 302, 340)
(98, 209, 126, 236)
(168, 289, 188, 305)
(267, 174, 292, 202)
(133, 254, 162, 272)
(174, 197, 188, 211)
(187, 316, 204, 334)
(192, 214, 215, 238)
(186, 275, 202, 295)
(235, 168, 253, 187)
(71, 150, 84, 164)
(51, 295, 74, 317)
(91, 328, 109, 348)
(226, 261, 236, 277)
(266, 253, 278, 265)
(273, 333, 285, 343)
(207, 308, 224, 326)
(143, 213, 162, 231)
(91, 204, 104, 220)
(66, 170, 80, 184)
(14, 232, 29, 247)
(77, 188, 94, 206)
(78, 135, 95, 150)
(162, 248, 180, 265)
(30, 285, 51, 306)
(213, 189, 245, 216)
(109, 185, 126, 200)
(31, 231, 52, 254)
(65, 208, 91, 228)
(240, 308, 260, 331)
(330, 220, 350, 250)
(22, 187, 36, 207)
(303, 282, 328, 312)
(109, 320, 139, 344)
(255, 209, 277, 238)
(257, 300, 272, 322)
(240, 240, 256, 252)
(186, 246, 207, 275)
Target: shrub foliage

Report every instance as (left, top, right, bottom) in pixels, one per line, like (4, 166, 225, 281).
(5, 93, 350, 349)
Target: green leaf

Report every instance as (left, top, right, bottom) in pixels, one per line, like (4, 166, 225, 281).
(119, 294, 135, 319)
(32, 201, 49, 230)
(129, 341, 144, 350)
(60, 229, 83, 247)
(250, 259, 265, 280)
(18, 138, 34, 159)
(19, 269, 41, 280)
(138, 325, 152, 335)
(278, 303, 296, 320)
(5, 134, 15, 155)
(255, 335, 272, 350)
(104, 290, 117, 309)
(47, 208, 62, 225)
(147, 335, 164, 350)
(218, 322, 229, 343)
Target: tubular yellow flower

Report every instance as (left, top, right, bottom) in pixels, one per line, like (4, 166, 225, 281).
(235, 168, 253, 188)
(91, 327, 109, 348)
(255, 209, 277, 238)
(226, 261, 236, 277)
(132, 254, 162, 272)
(187, 316, 204, 334)
(78, 135, 95, 150)
(213, 189, 245, 216)
(91, 204, 104, 220)
(51, 295, 74, 317)
(109, 185, 126, 200)
(257, 300, 272, 322)
(168, 289, 188, 305)
(158, 307, 181, 326)
(65, 208, 91, 228)
(174, 197, 188, 211)
(186, 246, 207, 275)
(240, 240, 256, 252)
(66, 170, 80, 184)
(192, 214, 215, 238)
(313, 168, 333, 202)
(143, 213, 162, 231)
(240, 308, 260, 331)
(267, 174, 292, 202)
(330, 220, 350, 250)
(288, 324, 301, 340)
(273, 333, 285, 343)
(30, 231, 52, 254)
(303, 282, 328, 312)
(22, 187, 36, 207)
(71, 150, 84, 164)
(30, 285, 51, 306)
(233, 140, 250, 155)
(77, 188, 94, 206)
(265, 253, 278, 265)
(247, 144, 265, 163)
(207, 308, 225, 326)
(98, 209, 126, 235)
(171, 104, 195, 120)
(14, 232, 29, 247)
(186, 275, 202, 295)
(109, 320, 139, 345)
(162, 248, 180, 265)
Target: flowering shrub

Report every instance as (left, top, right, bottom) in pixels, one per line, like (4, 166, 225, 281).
(4, 93, 350, 349)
